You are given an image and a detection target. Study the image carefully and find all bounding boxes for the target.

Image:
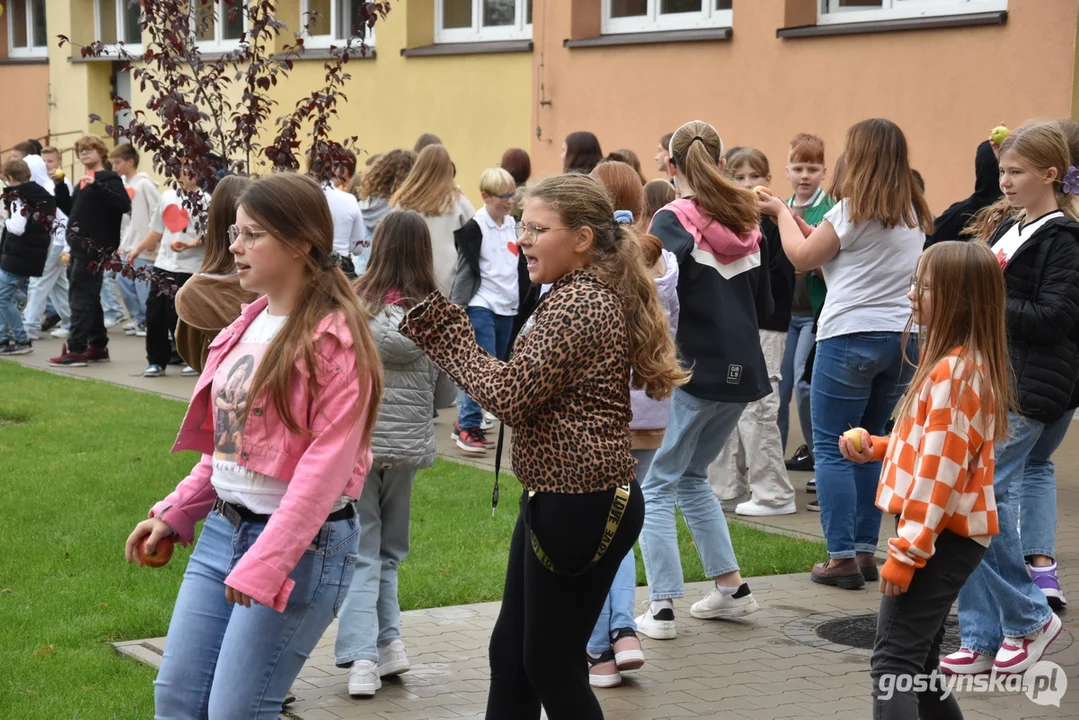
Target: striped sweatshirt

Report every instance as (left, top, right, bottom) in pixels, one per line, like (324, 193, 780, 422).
(871, 350, 1000, 589)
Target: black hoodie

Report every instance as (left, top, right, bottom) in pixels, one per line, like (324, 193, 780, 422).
(54, 169, 131, 259)
(926, 140, 1001, 247)
(1, 180, 56, 277)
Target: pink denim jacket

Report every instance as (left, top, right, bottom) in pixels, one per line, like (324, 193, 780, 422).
(151, 295, 375, 612)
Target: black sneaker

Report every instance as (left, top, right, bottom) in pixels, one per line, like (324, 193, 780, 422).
(807, 500, 820, 512)
(785, 444, 815, 471)
(0, 339, 32, 356)
(806, 478, 816, 494)
(41, 313, 61, 332)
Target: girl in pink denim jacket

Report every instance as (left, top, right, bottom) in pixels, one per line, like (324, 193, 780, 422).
(123, 173, 382, 719)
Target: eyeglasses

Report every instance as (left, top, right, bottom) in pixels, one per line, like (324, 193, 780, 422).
(228, 225, 271, 248)
(515, 222, 570, 243)
(909, 275, 931, 293)
(493, 191, 516, 201)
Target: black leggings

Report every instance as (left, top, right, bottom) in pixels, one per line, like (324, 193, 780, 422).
(485, 482, 644, 720)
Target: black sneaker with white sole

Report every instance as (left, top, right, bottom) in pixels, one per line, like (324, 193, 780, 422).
(0, 340, 32, 356)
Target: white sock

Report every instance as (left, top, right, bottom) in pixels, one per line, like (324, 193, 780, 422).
(650, 600, 673, 615)
(1031, 562, 1057, 572)
(715, 583, 740, 596)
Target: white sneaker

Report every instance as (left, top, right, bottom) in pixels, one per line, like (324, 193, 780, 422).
(377, 639, 410, 677)
(994, 613, 1063, 674)
(634, 604, 676, 640)
(26, 331, 41, 340)
(735, 499, 797, 517)
(104, 317, 125, 329)
(719, 492, 750, 514)
(938, 648, 994, 675)
(347, 659, 381, 697)
(690, 583, 760, 620)
(50, 327, 70, 339)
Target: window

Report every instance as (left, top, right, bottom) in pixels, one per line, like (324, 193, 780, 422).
(819, 0, 1007, 24)
(95, 0, 143, 49)
(602, 0, 732, 35)
(7, 0, 48, 57)
(299, 0, 376, 47)
(191, 0, 248, 48)
(435, 0, 532, 43)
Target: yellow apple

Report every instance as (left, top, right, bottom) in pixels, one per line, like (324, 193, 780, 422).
(843, 427, 867, 453)
(991, 125, 1010, 146)
(752, 185, 772, 198)
(54, 169, 65, 180)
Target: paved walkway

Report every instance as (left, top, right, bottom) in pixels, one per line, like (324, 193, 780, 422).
(6, 332, 1079, 718)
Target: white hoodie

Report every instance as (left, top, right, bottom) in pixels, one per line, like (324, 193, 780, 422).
(120, 172, 162, 260)
(24, 154, 69, 251)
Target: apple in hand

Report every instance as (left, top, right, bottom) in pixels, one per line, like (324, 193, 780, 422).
(842, 427, 868, 453)
(991, 124, 1010, 146)
(752, 185, 772, 198)
(137, 536, 174, 568)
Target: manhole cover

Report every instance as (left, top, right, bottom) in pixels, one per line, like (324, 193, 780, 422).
(816, 612, 961, 651)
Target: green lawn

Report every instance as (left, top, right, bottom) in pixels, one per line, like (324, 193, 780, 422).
(0, 361, 826, 718)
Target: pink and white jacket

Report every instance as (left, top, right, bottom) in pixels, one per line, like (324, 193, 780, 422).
(151, 295, 375, 611)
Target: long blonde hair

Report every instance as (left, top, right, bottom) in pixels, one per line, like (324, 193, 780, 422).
(668, 121, 759, 235)
(390, 144, 460, 216)
(842, 118, 933, 233)
(899, 241, 1013, 440)
(966, 121, 1079, 242)
(237, 173, 382, 443)
(525, 174, 689, 399)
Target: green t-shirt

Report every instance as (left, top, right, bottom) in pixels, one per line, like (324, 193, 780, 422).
(787, 188, 836, 316)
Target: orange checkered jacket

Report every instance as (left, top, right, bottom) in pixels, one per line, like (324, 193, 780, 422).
(871, 350, 1000, 589)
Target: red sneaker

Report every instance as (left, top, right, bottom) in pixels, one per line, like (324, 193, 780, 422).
(455, 427, 487, 454)
(48, 344, 89, 368)
(84, 345, 110, 363)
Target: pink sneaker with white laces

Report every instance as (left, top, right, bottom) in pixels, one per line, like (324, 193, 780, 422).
(939, 648, 994, 675)
(993, 614, 1063, 674)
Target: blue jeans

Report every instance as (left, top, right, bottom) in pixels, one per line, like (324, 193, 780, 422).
(457, 306, 513, 430)
(24, 245, 71, 332)
(335, 466, 414, 666)
(778, 314, 815, 456)
(958, 413, 1054, 656)
(588, 448, 654, 653)
(811, 332, 916, 560)
(118, 253, 154, 325)
(639, 389, 746, 600)
(101, 265, 128, 324)
(0, 269, 30, 344)
(154, 510, 358, 719)
(1018, 409, 1074, 560)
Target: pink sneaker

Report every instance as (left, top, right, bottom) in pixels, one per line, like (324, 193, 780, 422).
(611, 627, 645, 671)
(587, 651, 621, 688)
(939, 648, 993, 675)
(994, 614, 1063, 674)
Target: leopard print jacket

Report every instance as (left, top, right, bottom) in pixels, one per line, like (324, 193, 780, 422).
(400, 269, 635, 493)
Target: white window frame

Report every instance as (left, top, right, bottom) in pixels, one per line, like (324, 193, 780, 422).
(434, 0, 532, 44)
(6, 0, 48, 58)
(94, 0, 144, 53)
(601, 0, 732, 35)
(818, 0, 1007, 25)
(299, 0, 377, 49)
(191, 0, 249, 51)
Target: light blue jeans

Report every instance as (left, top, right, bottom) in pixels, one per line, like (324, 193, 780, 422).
(957, 413, 1054, 656)
(0, 269, 30, 344)
(639, 389, 746, 600)
(778, 314, 815, 456)
(101, 264, 127, 325)
(1018, 409, 1074, 560)
(118, 253, 154, 326)
(154, 510, 358, 719)
(587, 448, 654, 653)
(335, 466, 415, 666)
(811, 332, 915, 559)
(23, 244, 70, 332)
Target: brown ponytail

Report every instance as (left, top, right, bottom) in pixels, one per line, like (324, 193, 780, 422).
(669, 121, 759, 235)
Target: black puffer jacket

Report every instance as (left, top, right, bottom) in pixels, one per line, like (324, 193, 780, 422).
(989, 215, 1079, 422)
(0, 181, 55, 278)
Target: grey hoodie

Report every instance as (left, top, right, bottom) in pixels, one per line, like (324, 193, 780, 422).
(119, 172, 162, 258)
(369, 303, 457, 468)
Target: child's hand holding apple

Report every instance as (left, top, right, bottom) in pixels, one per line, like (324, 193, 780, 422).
(839, 428, 874, 464)
(754, 187, 787, 218)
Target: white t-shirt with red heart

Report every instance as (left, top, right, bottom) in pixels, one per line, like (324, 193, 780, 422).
(469, 207, 521, 317)
(151, 188, 208, 275)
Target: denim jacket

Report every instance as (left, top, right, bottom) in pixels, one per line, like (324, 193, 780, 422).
(151, 295, 375, 612)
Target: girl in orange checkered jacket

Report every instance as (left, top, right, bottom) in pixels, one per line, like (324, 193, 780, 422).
(839, 240, 1012, 718)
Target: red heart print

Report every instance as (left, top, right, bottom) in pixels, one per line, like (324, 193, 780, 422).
(126, 187, 136, 199)
(162, 204, 190, 233)
(79, 170, 95, 190)
(507, 241, 519, 256)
